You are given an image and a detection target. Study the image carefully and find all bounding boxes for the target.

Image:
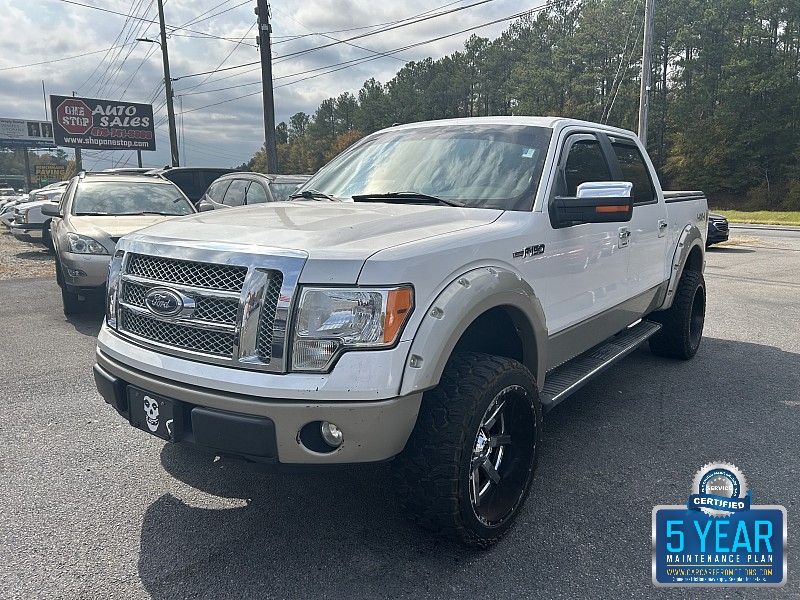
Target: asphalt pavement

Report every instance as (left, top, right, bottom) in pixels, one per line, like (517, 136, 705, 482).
(0, 227, 798, 599)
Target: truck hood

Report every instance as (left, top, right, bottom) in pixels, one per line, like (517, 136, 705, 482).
(122, 202, 503, 283)
(127, 202, 501, 252)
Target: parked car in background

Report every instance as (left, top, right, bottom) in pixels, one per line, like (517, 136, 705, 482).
(42, 172, 197, 314)
(7, 183, 70, 246)
(0, 187, 18, 200)
(707, 212, 729, 246)
(148, 166, 235, 204)
(10, 193, 64, 246)
(1, 181, 67, 217)
(197, 172, 311, 211)
(1, 195, 28, 226)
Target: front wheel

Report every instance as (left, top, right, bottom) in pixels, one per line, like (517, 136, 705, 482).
(648, 270, 706, 359)
(61, 284, 86, 315)
(391, 352, 542, 547)
(42, 220, 53, 251)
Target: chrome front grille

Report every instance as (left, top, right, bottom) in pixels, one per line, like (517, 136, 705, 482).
(114, 246, 306, 372)
(127, 253, 247, 291)
(119, 308, 235, 356)
(256, 272, 284, 362)
(123, 281, 239, 325)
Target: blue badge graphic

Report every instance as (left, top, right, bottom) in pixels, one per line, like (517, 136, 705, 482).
(652, 462, 786, 587)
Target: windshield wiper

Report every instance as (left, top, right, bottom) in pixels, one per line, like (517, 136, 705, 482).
(74, 212, 109, 216)
(351, 191, 465, 207)
(118, 211, 176, 216)
(289, 189, 337, 201)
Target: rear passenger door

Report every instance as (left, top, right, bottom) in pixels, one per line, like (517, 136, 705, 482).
(607, 136, 667, 300)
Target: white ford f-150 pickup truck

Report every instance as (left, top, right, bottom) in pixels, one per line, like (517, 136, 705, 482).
(94, 116, 708, 546)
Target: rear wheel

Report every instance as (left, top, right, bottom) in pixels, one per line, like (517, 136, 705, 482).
(649, 270, 705, 359)
(392, 352, 542, 547)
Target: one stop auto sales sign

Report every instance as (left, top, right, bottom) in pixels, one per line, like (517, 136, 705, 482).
(50, 94, 156, 152)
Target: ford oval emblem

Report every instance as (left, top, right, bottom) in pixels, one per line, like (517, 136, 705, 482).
(144, 288, 184, 318)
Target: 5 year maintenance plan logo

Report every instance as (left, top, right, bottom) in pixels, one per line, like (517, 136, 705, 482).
(652, 462, 787, 587)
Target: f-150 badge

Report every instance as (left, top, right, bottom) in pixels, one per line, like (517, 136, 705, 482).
(513, 244, 545, 259)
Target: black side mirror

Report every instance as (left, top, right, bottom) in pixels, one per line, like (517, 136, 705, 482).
(551, 182, 633, 228)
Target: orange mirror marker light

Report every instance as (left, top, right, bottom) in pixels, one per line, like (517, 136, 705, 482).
(595, 205, 630, 213)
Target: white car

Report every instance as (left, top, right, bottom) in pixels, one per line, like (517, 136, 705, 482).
(10, 194, 63, 247)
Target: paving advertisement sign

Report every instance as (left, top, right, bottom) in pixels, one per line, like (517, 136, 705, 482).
(49, 95, 156, 151)
(35, 164, 67, 181)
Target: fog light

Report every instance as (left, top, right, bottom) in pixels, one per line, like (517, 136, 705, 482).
(320, 421, 343, 448)
(66, 268, 88, 277)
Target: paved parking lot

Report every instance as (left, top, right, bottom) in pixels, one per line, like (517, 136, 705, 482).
(0, 227, 798, 599)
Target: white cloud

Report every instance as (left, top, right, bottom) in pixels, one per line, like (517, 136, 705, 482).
(0, 0, 531, 170)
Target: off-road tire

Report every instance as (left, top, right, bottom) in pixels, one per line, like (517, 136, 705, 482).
(391, 352, 542, 548)
(648, 270, 705, 359)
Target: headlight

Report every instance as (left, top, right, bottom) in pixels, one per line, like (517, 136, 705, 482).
(106, 250, 124, 327)
(67, 232, 108, 255)
(292, 286, 414, 371)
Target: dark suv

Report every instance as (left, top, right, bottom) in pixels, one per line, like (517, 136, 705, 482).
(149, 167, 235, 204)
(197, 172, 310, 211)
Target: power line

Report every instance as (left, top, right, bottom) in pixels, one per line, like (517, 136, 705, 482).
(177, 3, 548, 115)
(0, 42, 138, 71)
(173, 0, 498, 81)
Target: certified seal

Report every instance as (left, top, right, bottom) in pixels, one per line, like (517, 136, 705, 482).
(690, 462, 750, 517)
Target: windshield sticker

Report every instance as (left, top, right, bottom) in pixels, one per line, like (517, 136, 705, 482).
(521, 148, 536, 158)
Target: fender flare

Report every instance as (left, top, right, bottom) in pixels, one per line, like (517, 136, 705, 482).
(398, 266, 547, 397)
(659, 223, 705, 311)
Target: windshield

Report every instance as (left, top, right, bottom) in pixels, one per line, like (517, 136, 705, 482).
(270, 182, 304, 202)
(71, 181, 195, 216)
(304, 124, 552, 210)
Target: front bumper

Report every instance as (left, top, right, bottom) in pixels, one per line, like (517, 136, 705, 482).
(707, 221, 729, 245)
(94, 348, 422, 467)
(59, 251, 111, 289)
(10, 222, 43, 242)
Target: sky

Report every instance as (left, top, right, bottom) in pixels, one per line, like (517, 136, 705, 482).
(0, 0, 535, 171)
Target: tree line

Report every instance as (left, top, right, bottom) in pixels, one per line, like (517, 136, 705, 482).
(241, 0, 800, 209)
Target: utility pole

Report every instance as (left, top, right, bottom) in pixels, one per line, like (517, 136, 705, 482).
(156, 0, 180, 166)
(256, 0, 278, 172)
(637, 0, 655, 144)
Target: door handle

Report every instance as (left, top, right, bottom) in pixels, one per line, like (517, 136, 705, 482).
(658, 219, 668, 238)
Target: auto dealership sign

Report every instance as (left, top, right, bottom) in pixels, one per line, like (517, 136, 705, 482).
(50, 95, 156, 151)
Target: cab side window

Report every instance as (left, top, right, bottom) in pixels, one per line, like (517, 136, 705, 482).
(563, 138, 613, 196)
(611, 141, 656, 205)
(223, 179, 247, 207)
